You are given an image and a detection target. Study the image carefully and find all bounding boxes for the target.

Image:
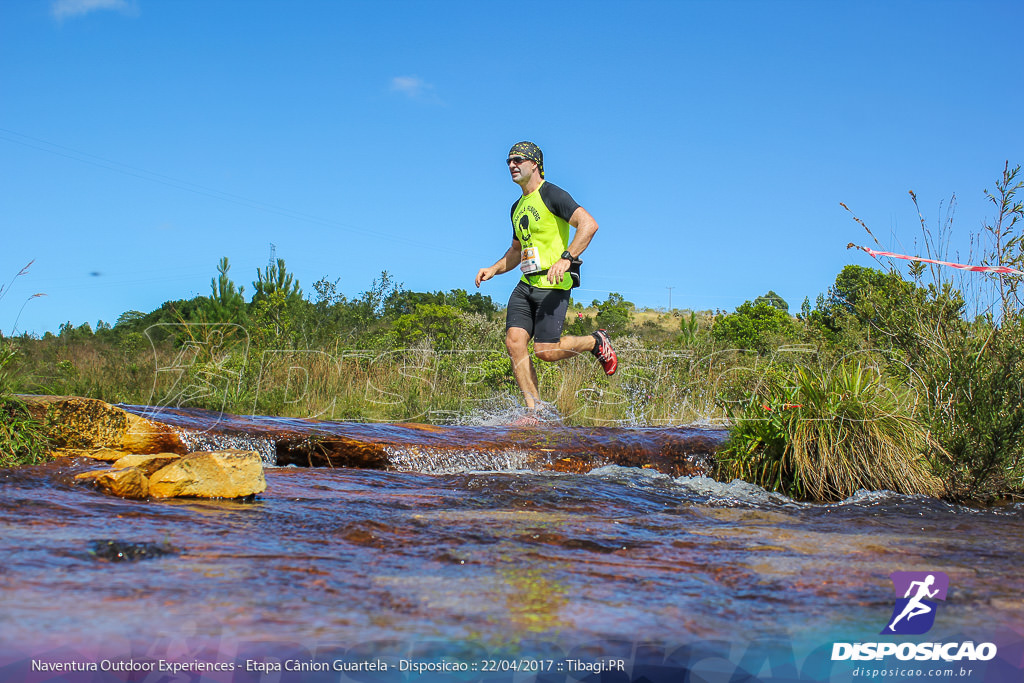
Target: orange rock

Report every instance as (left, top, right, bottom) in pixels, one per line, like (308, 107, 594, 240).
(53, 447, 131, 462)
(112, 453, 182, 476)
(76, 467, 149, 500)
(148, 450, 266, 499)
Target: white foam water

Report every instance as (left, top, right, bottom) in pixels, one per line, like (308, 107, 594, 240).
(171, 427, 277, 466)
(586, 465, 797, 508)
(383, 445, 537, 474)
(452, 394, 564, 427)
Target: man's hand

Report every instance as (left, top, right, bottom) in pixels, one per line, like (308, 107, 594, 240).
(546, 257, 570, 285)
(477, 240, 521, 287)
(475, 266, 496, 288)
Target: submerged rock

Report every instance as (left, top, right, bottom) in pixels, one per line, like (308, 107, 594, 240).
(148, 449, 267, 499)
(88, 539, 178, 562)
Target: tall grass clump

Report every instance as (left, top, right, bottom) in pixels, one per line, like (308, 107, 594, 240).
(1, 261, 50, 466)
(0, 345, 49, 467)
(717, 363, 944, 501)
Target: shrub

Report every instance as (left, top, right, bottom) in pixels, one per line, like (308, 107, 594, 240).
(924, 315, 1024, 500)
(712, 295, 801, 354)
(592, 292, 633, 335)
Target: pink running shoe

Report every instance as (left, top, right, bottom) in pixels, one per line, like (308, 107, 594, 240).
(591, 329, 617, 376)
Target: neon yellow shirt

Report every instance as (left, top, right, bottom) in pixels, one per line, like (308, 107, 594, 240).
(511, 181, 580, 290)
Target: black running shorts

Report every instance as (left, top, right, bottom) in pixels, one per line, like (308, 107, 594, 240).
(505, 280, 571, 344)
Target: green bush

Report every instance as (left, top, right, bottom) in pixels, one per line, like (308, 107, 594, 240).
(712, 295, 801, 354)
(592, 292, 633, 335)
(923, 315, 1024, 500)
(808, 264, 966, 363)
(389, 303, 467, 351)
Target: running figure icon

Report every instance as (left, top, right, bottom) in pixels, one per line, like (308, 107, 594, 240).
(888, 574, 939, 631)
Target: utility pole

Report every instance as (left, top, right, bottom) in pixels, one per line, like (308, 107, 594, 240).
(666, 286, 674, 312)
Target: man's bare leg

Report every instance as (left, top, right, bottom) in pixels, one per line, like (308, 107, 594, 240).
(505, 327, 541, 409)
(533, 335, 597, 363)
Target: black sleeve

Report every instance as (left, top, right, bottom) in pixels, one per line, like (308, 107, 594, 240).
(539, 182, 581, 223)
(511, 199, 519, 240)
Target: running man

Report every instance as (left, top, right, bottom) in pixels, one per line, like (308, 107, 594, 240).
(475, 141, 617, 413)
(888, 574, 940, 631)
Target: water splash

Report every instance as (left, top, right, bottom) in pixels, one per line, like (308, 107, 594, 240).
(672, 475, 797, 507)
(454, 394, 563, 427)
(829, 488, 1024, 516)
(587, 465, 797, 508)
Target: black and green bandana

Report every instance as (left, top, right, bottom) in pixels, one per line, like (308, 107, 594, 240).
(509, 141, 544, 178)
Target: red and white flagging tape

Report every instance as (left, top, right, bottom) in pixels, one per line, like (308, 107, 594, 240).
(847, 243, 1024, 276)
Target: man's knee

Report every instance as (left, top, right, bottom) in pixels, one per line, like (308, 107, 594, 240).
(505, 329, 528, 354)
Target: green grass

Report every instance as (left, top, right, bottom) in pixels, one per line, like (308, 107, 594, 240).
(0, 395, 48, 467)
(0, 344, 49, 466)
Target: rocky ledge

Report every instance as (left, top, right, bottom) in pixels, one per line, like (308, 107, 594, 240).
(23, 394, 187, 454)
(20, 396, 266, 501)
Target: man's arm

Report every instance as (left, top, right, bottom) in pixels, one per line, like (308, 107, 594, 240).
(475, 239, 522, 288)
(546, 207, 598, 285)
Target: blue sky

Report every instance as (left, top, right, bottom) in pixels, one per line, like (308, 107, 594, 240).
(2, 0, 1022, 336)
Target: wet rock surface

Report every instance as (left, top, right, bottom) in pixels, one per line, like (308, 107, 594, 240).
(80, 466, 150, 499)
(2, 403, 1023, 679)
(22, 395, 727, 477)
(111, 453, 182, 475)
(3, 461, 1022, 667)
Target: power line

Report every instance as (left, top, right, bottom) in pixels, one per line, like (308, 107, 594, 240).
(0, 126, 469, 257)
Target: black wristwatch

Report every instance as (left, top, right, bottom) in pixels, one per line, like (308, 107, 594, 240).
(560, 250, 574, 262)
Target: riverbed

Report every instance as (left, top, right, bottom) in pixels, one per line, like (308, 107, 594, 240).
(1, 424, 1022, 682)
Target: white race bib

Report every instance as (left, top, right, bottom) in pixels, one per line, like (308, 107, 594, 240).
(519, 246, 542, 274)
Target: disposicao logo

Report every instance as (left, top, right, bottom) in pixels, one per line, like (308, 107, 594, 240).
(831, 570, 998, 663)
(882, 571, 949, 635)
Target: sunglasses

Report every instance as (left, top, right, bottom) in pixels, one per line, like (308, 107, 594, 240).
(506, 156, 532, 166)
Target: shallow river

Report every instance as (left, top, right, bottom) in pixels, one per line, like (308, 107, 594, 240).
(1, 414, 1022, 682)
